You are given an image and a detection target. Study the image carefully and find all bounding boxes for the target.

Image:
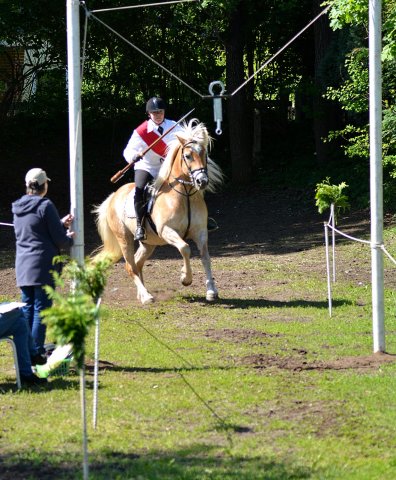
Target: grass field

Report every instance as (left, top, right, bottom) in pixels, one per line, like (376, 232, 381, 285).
(1, 220, 396, 479)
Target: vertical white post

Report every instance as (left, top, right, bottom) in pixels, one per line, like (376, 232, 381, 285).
(67, 0, 84, 266)
(324, 222, 332, 317)
(67, 3, 88, 479)
(369, 0, 385, 352)
(93, 298, 102, 429)
(330, 203, 336, 282)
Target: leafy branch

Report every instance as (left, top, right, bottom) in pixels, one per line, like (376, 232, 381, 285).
(315, 177, 350, 224)
(42, 256, 111, 369)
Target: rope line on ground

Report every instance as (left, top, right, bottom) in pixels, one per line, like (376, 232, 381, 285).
(130, 315, 233, 438)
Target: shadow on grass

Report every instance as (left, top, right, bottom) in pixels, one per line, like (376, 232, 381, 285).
(183, 295, 353, 309)
(0, 445, 314, 479)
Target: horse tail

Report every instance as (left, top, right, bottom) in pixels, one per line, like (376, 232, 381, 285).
(92, 193, 123, 263)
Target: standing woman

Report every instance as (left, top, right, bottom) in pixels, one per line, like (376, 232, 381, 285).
(12, 168, 75, 358)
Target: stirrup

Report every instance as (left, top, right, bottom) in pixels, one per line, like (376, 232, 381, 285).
(207, 217, 218, 232)
(135, 226, 146, 241)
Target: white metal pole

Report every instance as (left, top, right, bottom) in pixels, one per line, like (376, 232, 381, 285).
(93, 298, 102, 429)
(330, 203, 336, 282)
(369, 0, 385, 352)
(67, 0, 85, 265)
(324, 222, 332, 317)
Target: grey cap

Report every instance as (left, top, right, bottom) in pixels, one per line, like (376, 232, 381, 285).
(25, 168, 51, 186)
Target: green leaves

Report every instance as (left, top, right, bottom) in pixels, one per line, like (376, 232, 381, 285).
(315, 177, 350, 223)
(42, 257, 111, 369)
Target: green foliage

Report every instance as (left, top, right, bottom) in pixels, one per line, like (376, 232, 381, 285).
(315, 177, 350, 222)
(324, 0, 396, 210)
(325, 0, 368, 30)
(325, 48, 368, 113)
(41, 257, 111, 369)
(58, 255, 112, 302)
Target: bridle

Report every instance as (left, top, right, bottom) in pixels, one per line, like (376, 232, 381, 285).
(169, 141, 209, 197)
(166, 140, 209, 239)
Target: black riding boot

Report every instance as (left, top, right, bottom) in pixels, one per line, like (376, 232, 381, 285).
(134, 188, 147, 241)
(135, 218, 146, 241)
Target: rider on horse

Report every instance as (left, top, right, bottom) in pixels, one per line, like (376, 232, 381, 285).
(123, 97, 182, 241)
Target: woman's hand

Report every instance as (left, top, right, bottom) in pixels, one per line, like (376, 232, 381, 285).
(61, 214, 74, 228)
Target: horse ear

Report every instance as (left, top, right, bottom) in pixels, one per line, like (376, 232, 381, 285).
(176, 134, 187, 146)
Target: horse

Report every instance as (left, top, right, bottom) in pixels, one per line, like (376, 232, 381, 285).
(93, 119, 224, 305)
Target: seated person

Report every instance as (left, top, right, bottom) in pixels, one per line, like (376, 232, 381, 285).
(0, 303, 47, 387)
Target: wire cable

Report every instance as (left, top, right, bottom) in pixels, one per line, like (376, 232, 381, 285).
(231, 5, 331, 96)
(91, 0, 199, 14)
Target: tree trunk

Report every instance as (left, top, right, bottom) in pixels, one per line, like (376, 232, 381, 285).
(312, 0, 341, 163)
(225, 1, 252, 184)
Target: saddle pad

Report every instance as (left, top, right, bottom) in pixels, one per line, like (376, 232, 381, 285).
(125, 188, 136, 218)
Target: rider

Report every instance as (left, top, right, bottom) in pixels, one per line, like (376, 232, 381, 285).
(123, 97, 182, 241)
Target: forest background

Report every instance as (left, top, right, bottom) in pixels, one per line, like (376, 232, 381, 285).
(0, 0, 396, 215)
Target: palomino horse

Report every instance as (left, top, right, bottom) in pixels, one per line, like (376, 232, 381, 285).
(94, 119, 224, 304)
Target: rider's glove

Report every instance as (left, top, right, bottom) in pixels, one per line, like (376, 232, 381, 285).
(132, 154, 143, 164)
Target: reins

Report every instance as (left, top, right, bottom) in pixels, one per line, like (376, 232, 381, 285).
(166, 142, 208, 239)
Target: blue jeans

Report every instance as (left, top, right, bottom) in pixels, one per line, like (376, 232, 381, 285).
(0, 306, 33, 377)
(20, 286, 52, 355)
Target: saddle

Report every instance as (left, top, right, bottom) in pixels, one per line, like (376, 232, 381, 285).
(125, 184, 158, 235)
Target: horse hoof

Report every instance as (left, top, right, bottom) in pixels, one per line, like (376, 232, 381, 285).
(141, 295, 154, 305)
(206, 291, 218, 302)
(181, 277, 192, 286)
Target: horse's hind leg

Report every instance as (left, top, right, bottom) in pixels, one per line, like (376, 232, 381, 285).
(115, 229, 154, 305)
(195, 232, 218, 302)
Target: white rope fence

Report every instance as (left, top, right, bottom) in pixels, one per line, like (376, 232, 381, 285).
(324, 203, 396, 317)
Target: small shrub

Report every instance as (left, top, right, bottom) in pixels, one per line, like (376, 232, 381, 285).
(315, 177, 350, 223)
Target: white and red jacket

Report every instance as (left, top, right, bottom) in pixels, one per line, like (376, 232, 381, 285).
(123, 118, 182, 178)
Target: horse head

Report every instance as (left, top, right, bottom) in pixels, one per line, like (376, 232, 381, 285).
(153, 119, 223, 195)
(178, 138, 209, 191)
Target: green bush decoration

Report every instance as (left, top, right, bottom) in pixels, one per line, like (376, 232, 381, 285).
(315, 177, 350, 223)
(42, 257, 111, 369)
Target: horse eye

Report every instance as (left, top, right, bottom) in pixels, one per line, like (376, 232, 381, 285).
(185, 152, 193, 161)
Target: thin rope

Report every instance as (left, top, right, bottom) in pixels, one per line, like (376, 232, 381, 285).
(0, 222, 14, 227)
(326, 223, 371, 245)
(131, 315, 233, 437)
(231, 5, 331, 96)
(381, 245, 396, 265)
(88, 12, 205, 98)
(92, 0, 198, 14)
(326, 221, 396, 265)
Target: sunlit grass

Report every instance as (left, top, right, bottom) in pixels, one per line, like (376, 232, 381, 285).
(1, 227, 396, 479)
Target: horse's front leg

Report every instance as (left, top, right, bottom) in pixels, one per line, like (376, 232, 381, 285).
(160, 225, 193, 286)
(195, 231, 218, 302)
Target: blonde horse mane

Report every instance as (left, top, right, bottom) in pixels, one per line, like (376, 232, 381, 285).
(153, 118, 224, 193)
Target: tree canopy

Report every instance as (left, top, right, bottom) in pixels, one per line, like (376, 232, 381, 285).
(1, 0, 395, 208)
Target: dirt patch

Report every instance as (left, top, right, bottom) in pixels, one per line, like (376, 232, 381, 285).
(240, 351, 396, 372)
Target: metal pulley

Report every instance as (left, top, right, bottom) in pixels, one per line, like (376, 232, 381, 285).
(208, 80, 225, 135)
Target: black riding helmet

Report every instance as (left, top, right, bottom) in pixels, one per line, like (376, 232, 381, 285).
(146, 97, 166, 112)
